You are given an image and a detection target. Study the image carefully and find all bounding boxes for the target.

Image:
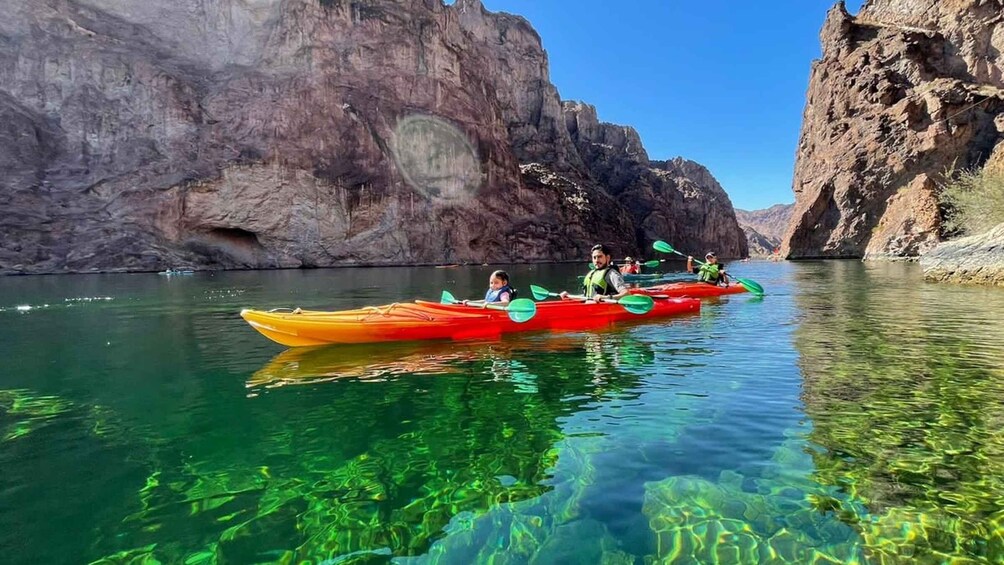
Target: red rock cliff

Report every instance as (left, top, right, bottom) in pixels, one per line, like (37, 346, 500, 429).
(783, 0, 1004, 259)
(0, 0, 747, 273)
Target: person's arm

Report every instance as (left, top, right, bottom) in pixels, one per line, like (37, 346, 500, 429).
(499, 291, 511, 304)
(687, 256, 694, 273)
(606, 270, 630, 299)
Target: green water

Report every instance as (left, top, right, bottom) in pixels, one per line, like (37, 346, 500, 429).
(1, 261, 1002, 564)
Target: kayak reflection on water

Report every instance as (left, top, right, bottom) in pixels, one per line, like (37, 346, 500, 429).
(246, 331, 657, 392)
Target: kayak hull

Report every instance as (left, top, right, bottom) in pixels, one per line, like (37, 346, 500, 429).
(630, 282, 748, 298)
(622, 273, 663, 282)
(241, 297, 700, 347)
(240, 303, 497, 347)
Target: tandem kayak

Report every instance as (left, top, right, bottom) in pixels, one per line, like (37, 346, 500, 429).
(240, 297, 700, 347)
(629, 282, 748, 298)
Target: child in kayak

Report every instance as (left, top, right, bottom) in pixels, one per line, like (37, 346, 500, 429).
(463, 270, 517, 306)
(687, 252, 728, 286)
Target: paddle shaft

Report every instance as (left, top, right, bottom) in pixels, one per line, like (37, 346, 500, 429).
(454, 298, 510, 311)
(441, 290, 510, 310)
(559, 292, 627, 303)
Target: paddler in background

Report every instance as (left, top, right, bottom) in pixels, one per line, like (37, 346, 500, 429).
(619, 256, 641, 275)
(687, 252, 728, 286)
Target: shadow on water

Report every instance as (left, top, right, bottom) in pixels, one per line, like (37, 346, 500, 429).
(246, 332, 657, 391)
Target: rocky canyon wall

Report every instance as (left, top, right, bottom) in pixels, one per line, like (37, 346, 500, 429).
(0, 0, 746, 274)
(783, 0, 1004, 259)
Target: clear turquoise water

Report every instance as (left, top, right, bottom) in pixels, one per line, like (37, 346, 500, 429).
(1, 261, 1002, 564)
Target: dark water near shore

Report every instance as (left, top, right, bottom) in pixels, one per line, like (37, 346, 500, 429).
(1, 261, 1002, 564)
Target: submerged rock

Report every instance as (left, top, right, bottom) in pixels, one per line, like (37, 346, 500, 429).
(921, 222, 1004, 285)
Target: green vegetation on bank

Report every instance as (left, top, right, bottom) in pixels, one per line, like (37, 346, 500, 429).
(939, 163, 1004, 236)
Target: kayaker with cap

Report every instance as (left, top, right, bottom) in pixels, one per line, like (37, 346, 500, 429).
(619, 256, 641, 275)
(687, 252, 728, 286)
(463, 270, 516, 306)
(561, 244, 630, 301)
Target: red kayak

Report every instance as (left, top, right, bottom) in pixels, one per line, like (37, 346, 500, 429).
(417, 297, 700, 335)
(241, 297, 700, 347)
(630, 282, 748, 298)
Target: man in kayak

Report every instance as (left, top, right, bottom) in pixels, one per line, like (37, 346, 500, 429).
(562, 244, 630, 301)
(463, 270, 516, 306)
(687, 252, 728, 286)
(619, 256, 641, 275)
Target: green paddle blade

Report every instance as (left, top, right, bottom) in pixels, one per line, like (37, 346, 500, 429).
(529, 284, 553, 301)
(504, 298, 537, 323)
(642, 259, 661, 268)
(653, 240, 677, 255)
(735, 277, 765, 296)
(588, 262, 596, 270)
(440, 290, 458, 304)
(617, 294, 654, 315)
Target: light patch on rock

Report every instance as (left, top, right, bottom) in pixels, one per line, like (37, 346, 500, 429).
(391, 115, 482, 203)
(519, 163, 589, 211)
(921, 222, 1004, 285)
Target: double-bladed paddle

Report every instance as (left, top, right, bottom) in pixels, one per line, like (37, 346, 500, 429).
(440, 290, 537, 323)
(528, 285, 655, 315)
(652, 241, 765, 296)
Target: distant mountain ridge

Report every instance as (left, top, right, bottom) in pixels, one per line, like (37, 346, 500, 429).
(735, 204, 793, 256)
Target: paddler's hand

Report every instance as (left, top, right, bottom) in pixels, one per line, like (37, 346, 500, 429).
(461, 299, 469, 306)
(559, 291, 569, 300)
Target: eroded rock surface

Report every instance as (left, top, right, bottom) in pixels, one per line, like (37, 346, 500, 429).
(0, 0, 746, 273)
(783, 0, 1004, 260)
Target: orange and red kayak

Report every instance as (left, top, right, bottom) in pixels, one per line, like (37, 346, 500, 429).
(240, 297, 700, 347)
(630, 282, 748, 298)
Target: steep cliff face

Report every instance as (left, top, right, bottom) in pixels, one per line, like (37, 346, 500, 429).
(563, 102, 748, 258)
(736, 204, 793, 255)
(783, 0, 1004, 260)
(0, 0, 744, 273)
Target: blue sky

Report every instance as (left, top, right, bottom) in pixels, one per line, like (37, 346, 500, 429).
(479, 0, 866, 210)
